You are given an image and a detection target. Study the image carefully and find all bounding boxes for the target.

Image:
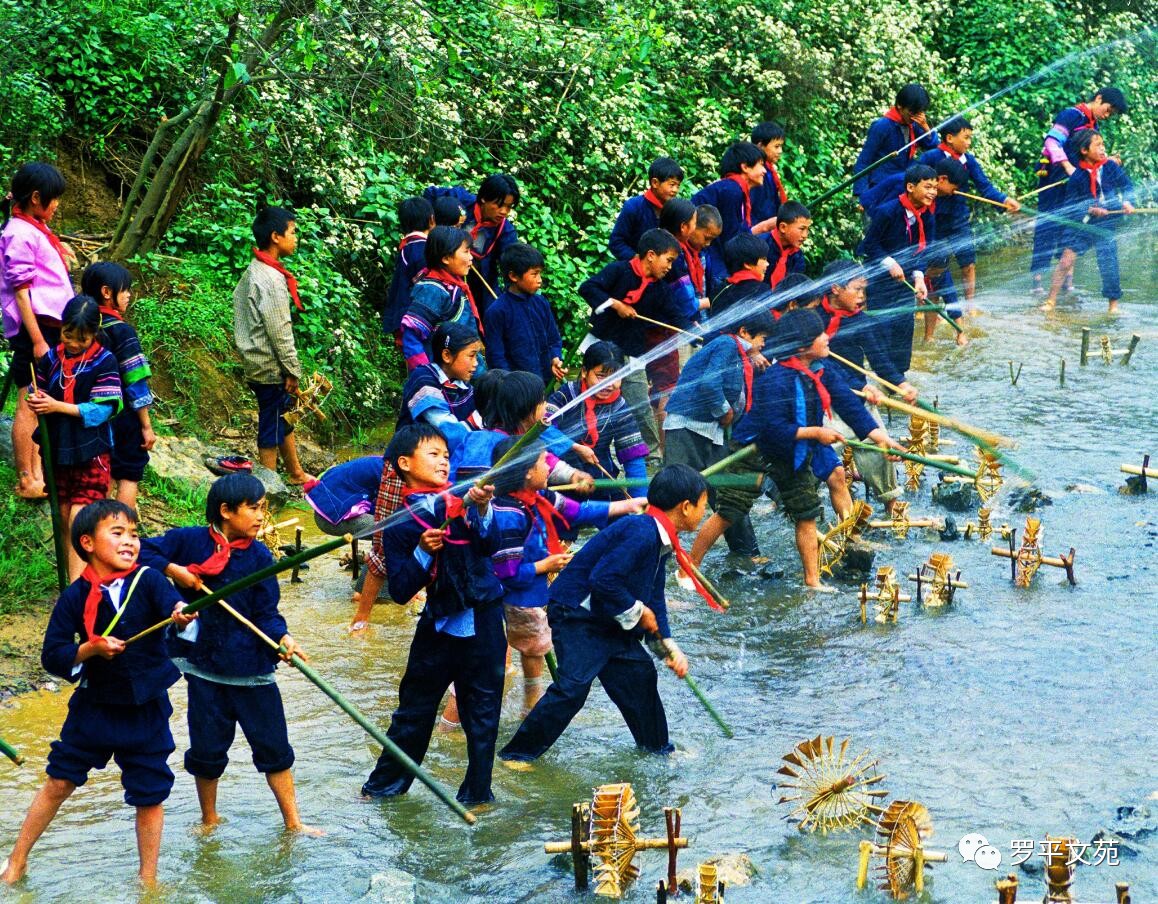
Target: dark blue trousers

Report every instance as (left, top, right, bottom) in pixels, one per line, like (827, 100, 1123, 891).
(869, 277, 915, 376)
(1065, 222, 1122, 300)
(499, 604, 672, 762)
(1030, 166, 1067, 278)
(362, 602, 506, 805)
(184, 674, 294, 779)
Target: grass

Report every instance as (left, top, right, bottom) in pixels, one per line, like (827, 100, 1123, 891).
(0, 462, 58, 617)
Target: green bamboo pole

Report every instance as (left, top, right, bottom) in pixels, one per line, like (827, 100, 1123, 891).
(545, 650, 559, 682)
(840, 438, 977, 479)
(0, 734, 24, 765)
(701, 443, 758, 477)
(30, 367, 68, 591)
(897, 280, 963, 334)
(684, 559, 730, 611)
(551, 473, 762, 493)
(808, 149, 907, 209)
(648, 638, 733, 738)
(214, 599, 476, 826)
(864, 304, 947, 317)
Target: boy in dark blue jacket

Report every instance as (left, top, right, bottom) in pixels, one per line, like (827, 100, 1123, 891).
(692, 142, 767, 282)
(765, 201, 810, 290)
(609, 156, 684, 261)
(853, 83, 938, 210)
(360, 424, 504, 805)
(2, 501, 189, 886)
(483, 242, 566, 384)
(382, 197, 434, 338)
(499, 464, 708, 764)
(139, 474, 316, 835)
(750, 120, 788, 228)
(707, 233, 771, 327)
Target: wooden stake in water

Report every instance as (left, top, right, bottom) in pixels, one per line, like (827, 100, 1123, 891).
(31, 364, 68, 591)
(1121, 334, 1140, 366)
(1080, 328, 1091, 366)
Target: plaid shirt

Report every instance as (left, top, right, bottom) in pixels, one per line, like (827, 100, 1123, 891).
(366, 460, 406, 578)
(233, 258, 301, 384)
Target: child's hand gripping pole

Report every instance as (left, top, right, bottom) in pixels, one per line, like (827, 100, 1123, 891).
(645, 634, 734, 739)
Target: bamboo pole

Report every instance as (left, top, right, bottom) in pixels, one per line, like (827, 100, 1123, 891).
(1018, 179, 1065, 200)
(550, 473, 762, 493)
(214, 599, 476, 826)
(1103, 207, 1158, 214)
(954, 189, 1009, 209)
(0, 734, 24, 765)
(31, 365, 68, 591)
(470, 264, 499, 301)
(1120, 463, 1158, 479)
(851, 389, 1014, 449)
(544, 836, 690, 855)
(701, 443, 758, 477)
(631, 312, 700, 341)
(826, 350, 939, 415)
(894, 283, 963, 334)
(649, 638, 733, 738)
(841, 438, 977, 479)
(545, 649, 559, 682)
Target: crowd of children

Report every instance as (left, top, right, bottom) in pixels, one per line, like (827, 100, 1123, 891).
(0, 77, 1140, 883)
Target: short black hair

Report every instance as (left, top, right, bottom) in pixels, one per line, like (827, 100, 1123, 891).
(637, 228, 680, 258)
(895, 83, 930, 113)
(934, 158, 969, 188)
(659, 198, 697, 235)
(751, 121, 786, 146)
(252, 201, 295, 248)
(771, 272, 816, 312)
(477, 173, 520, 206)
(903, 163, 938, 188)
(60, 295, 101, 338)
(737, 309, 778, 338)
(940, 116, 972, 138)
(500, 242, 545, 280)
(206, 474, 266, 528)
(431, 321, 480, 362)
(723, 233, 768, 274)
(80, 261, 133, 303)
(425, 225, 471, 269)
(647, 464, 709, 511)
(648, 156, 685, 184)
(719, 141, 764, 177)
(1096, 86, 1127, 113)
(822, 257, 867, 288)
(484, 370, 545, 432)
(386, 423, 447, 474)
(582, 340, 625, 371)
(71, 499, 138, 559)
(1072, 129, 1101, 157)
(489, 436, 548, 496)
(433, 195, 466, 226)
(3, 162, 66, 223)
(399, 196, 434, 234)
(695, 204, 723, 231)
(776, 200, 811, 225)
(772, 307, 826, 356)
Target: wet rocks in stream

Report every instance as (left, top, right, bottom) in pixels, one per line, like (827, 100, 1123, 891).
(932, 479, 979, 512)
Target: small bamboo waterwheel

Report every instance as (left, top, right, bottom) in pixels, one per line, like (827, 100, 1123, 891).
(775, 735, 889, 833)
(818, 501, 874, 578)
(856, 800, 947, 899)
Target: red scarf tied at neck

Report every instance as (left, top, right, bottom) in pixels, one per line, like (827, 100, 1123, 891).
(98, 306, 122, 321)
(680, 241, 705, 297)
(778, 356, 831, 417)
(253, 248, 302, 311)
(188, 526, 253, 578)
(646, 506, 723, 612)
(768, 229, 791, 288)
(725, 173, 753, 227)
(403, 484, 466, 529)
(642, 189, 664, 212)
(897, 193, 929, 252)
(1074, 102, 1096, 132)
(622, 257, 655, 307)
(579, 379, 622, 448)
(81, 564, 138, 643)
(820, 295, 856, 337)
(937, 142, 966, 164)
(56, 341, 104, 404)
(511, 489, 571, 555)
(1079, 159, 1107, 199)
(427, 268, 484, 337)
(12, 207, 70, 273)
(728, 335, 754, 414)
(768, 164, 788, 205)
(884, 108, 919, 159)
(470, 203, 506, 259)
(726, 270, 761, 286)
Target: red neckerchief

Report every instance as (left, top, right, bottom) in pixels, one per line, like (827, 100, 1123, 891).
(897, 193, 929, 252)
(511, 489, 570, 555)
(883, 108, 918, 159)
(399, 231, 426, 250)
(253, 248, 302, 311)
(402, 485, 467, 539)
(768, 164, 787, 205)
(725, 173, 753, 227)
(188, 526, 253, 578)
(728, 335, 754, 413)
(1079, 159, 1107, 199)
(645, 506, 723, 612)
(642, 189, 664, 212)
(622, 257, 655, 306)
(778, 356, 831, 417)
(80, 564, 138, 643)
(1074, 103, 1096, 132)
(469, 202, 506, 259)
(937, 142, 966, 164)
(426, 267, 484, 336)
(98, 306, 122, 321)
(768, 229, 791, 288)
(579, 378, 621, 447)
(726, 270, 761, 286)
(12, 208, 70, 273)
(820, 295, 856, 337)
(680, 241, 705, 296)
(56, 341, 104, 404)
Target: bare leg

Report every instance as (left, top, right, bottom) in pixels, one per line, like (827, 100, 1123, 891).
(961, 263, 976, 306)
(1043, 250, 1076, 310)
(439, 686, 460, 731)
(194, 776, 221, 830)
(66, 504, 86, 581)
(1, 777, 76, 883)
(279, 434, 314, 484)
(1107, 298, 1120, 314)
(13, 394, 46, 498)
(135, 804, 164, 886)
(691, 513, 732, 566)
(796, 518, 823, 588)
(350, 569, 384, 633)
(115, 478, 140, 511)
(521, 653, 546, 713)
(258, 446, 278, 471)
(825, 470, 852, 520)
(266, 769, 322, 835)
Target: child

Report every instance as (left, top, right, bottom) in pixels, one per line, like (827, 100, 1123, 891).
(499, 464, 707, 765)
(918, 118, 1020, 341)
(139, 474, 317, 834)
(29, 295, 122, 581)
(690, 204, 724, 301)
(382, 196, 434, 338)
(232, 201, 314, 485)
(1, 162, 74, 499)
(1042, 131, 1135, 314)
(1, 500, 189, 886)
(400, 225, 483, 371)
(490, 436, 641, 714)
(81, 263, 155, 510)
(853, 83, 938, 210)
(707, 233, 769, 324)
(546, 341, 649, 501)
(609, 156, 685, 261)
(578, 228, 685, 455)
(304, 455, 383, 537)
(1030, 87, 1127, 293)
(360, 425, 504, 805)
(750, 120, 788, 231)
(691, 142, 766, 282)
(433, 195, 467, 227)
(483, 242, 566, 384)
(765, 201, 810, 289)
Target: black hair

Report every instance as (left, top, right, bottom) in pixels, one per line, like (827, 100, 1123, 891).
(695, 204, 723, 231)
(903, 163, 938, 187)
(751, 121, 786, 146)
(771, 272, 818, 311)
(934, 158, 969, 188)
(940, 116, 972, 138)
(431, 322, 481, 362)
(59, 295, 101, 338)
(723, 233, 768, 274)
(895, 83, 930, 113)
(648, 156, 685, 184)
(719, 141, 764, 177)
(772, 308, 826, 355)
(637, 228, 680, 259)
(2, 162, 66, 223)
(647, 464, 709, 511)
(433, 195, 466, 226)
(659, 198, 697, 235)
(80, 261, 133, 303)
(206, 474, 266, 527)
(471, 369, 507, 426)
(1096, 86, 1128, 114)
(1072, 129, 1101, 157)
(476, 173, 520, 206)
(486, 370, 546, 432)
(425, 225, 471, 269)
(776, 200, 811, 225)
(71, 499, 138, 559)
(399, 196, 434, 234)
(822, 257, 867, 289)
(386, 423, 448, 474)
(500, 242, 545, 280)
(489, 436, 549, 496)
(252, 201, 295, 249)
(736, 309, 778, 338)
(582, 340, 626, 372)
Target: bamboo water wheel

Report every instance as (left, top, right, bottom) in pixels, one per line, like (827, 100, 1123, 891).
(818, 501, 874, 577)
(904, 416, 928, 491)
(856, 800, 947, 899)
(283, 371, 333, 427)
(775, 735, 889, 833)
(859, 566, 911, 623)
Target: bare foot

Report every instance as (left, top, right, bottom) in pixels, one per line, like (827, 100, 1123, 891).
(286, 822, 325, 837)
(1039, 300, 1057, 312)
(501, 758, 534, 772)
(955, 331, 970, 347)
(804, 582, 838, 594)
(1, 856, 27, 884)
(1107, 301, 1120, 314)
(348, 620, 370, 635)
(193, 815, 223, 836)
(285, 472, 316, 486)
(436, 716, 461, 734)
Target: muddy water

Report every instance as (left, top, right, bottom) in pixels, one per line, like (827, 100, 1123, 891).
(2, 236, 1157, 903)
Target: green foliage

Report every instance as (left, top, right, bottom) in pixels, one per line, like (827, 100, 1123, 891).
(0, 464, 57, 616)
